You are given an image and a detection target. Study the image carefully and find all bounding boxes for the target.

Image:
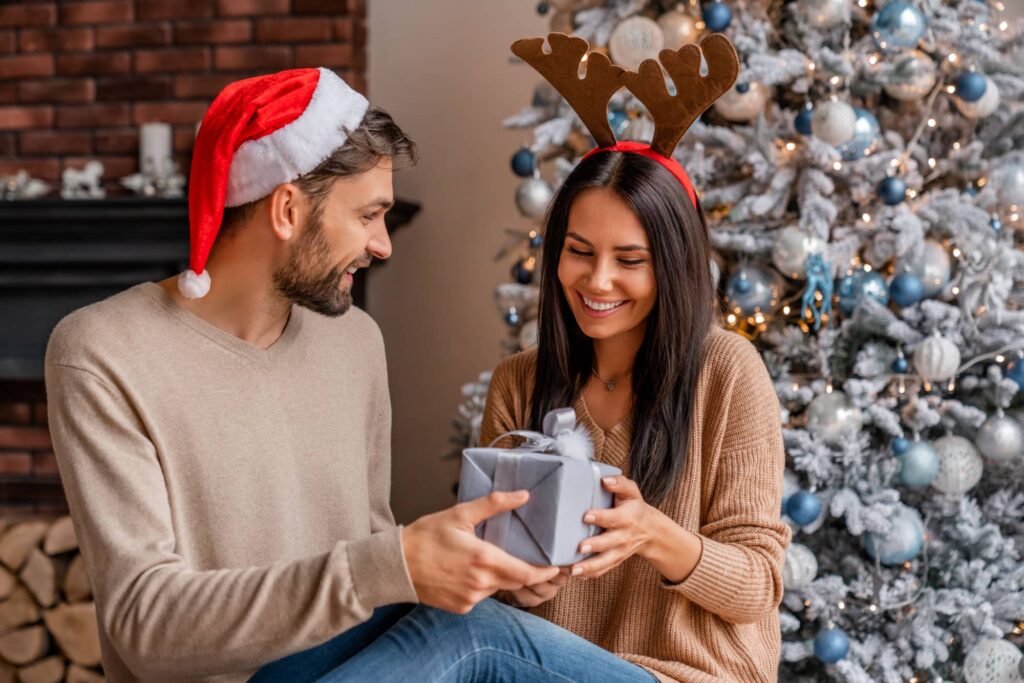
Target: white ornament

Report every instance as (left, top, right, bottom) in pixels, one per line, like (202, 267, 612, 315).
(901, 240, 952, 298)
(609, 16, 664, 71)
(883, 49, 937, 102)
(812, 100, 857, 146)
(913, 331, 961, 382)
(976, 413, 1024, 462)
(61, 160, 106, 199)
(515, 177, 555, 219)
(518, 319, 539, 350)
(964, 638, 1024, 683)
(658, 7, 700, 50)
(772, 226, 826, 279)
(994, 163, 1024, 206)
(782, 543, 818, 590)
(932, 434, 984, 495)
(715, 82, 770, 123)
(800, 0, 849, 28)
(806, 390, 863, 446)
(954, 76, 1001, 119)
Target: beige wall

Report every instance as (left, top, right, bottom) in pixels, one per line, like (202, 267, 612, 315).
(367, 2, 547, 523)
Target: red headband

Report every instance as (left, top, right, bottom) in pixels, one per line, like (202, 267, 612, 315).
(581, 140, 698, 209)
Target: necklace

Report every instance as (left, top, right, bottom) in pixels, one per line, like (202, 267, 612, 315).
(591, 367, 632, 392)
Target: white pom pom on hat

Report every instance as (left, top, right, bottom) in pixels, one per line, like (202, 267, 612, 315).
(180, 67, 368, 299)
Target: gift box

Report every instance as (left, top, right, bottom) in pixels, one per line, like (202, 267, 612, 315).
(458, 408, 622, 567)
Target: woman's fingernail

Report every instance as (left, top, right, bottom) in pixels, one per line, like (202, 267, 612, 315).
(572, 566, 583, 576)
(580, 544, 592, 553)
(603, 477, 617, 485)
(583, 514, 596, 523)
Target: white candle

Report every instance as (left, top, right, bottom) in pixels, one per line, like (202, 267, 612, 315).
(139, 122, 172, 178)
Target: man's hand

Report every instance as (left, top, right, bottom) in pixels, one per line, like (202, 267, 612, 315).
(402, 490, 561, 614)
(506, 567, 570, 608)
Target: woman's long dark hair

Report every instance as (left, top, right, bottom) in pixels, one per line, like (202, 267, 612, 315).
(529, 151, 715, 507)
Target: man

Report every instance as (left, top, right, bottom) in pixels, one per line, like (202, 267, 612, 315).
(45, 67, 559, 681)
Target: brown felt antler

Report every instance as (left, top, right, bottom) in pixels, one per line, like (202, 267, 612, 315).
(620, 33, 740, 157)
(511, 33, 625, 148)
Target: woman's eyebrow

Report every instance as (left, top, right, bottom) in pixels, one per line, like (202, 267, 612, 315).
(566, 232, 649, 252)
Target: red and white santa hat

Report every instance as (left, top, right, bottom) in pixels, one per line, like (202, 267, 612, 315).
(179, 67, 368, 299)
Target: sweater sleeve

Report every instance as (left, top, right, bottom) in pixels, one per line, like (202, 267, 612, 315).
(45, 362, 417, 680)
(662, 339, 792, 625)
(367, 329, 398, 534)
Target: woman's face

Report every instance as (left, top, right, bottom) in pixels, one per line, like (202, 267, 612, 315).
(557, 188, 657, 341)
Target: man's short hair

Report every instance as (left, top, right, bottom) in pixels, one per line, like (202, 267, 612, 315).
(219, 106, 417, 239)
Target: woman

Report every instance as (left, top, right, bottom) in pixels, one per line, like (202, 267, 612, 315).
(478, 146, 792, 683)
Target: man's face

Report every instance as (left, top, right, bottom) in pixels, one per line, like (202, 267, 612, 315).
(273, 159, 395, 317)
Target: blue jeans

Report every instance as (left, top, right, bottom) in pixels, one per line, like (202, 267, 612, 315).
(251, 598, 657, 682)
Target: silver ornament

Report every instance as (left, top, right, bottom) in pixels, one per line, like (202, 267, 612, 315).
(976, 413, 1024, 462)
(771, 226, 826, 279)
(782, 543, 818, 590)
(964, 638, 1024, 683)
(806, 390, 863, 447)
(812, 100, 857, 146)
(863, 504, 924, 566)
(609, 16, 664, 71)
(709, 257, 721, 290)
(657, 7, 700, 50)
(933, 434, 984, 495)
(800, 0, 849, 28)
(994, 163, 1024, 206)
(515, 177, 554, 219)
(715, 82, 770, 123)
(518, 318, 539, 350)
(883, 49, 937, 102)
(954, 76, 1001, 119)
(901, 240, 951, 298)
(913, 331, 961, 382)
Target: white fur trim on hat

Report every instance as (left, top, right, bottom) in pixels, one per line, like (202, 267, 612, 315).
(224, 68, 369, 207)
(178, 269, 212, 299)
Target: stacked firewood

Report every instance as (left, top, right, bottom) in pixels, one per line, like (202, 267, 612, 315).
(0, 517, 102, 682)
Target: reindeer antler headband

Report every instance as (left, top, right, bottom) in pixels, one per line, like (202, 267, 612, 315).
(511, 32, 740, 208)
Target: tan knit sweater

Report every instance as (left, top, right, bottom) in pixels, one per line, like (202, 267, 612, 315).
(480, 325, 792, 683)
(44, 282, 418, 682)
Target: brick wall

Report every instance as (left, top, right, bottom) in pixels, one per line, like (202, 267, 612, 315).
(0, 0, 367, 192)
(0, 0, 367, 509)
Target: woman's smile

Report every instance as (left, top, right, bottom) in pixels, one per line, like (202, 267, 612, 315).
(576, 291, 631, 318)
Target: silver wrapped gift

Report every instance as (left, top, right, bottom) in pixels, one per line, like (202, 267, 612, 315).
(457, 408, 621, 567)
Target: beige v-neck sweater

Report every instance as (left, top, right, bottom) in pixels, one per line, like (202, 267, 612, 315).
(44, 282, 418, 682)
(481, 326, 792, 683)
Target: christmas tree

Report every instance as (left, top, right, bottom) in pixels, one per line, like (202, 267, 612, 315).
(450, 1, 1024, 680)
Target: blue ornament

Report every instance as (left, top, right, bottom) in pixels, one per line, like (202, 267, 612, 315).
(837, 108, 880, 161)
(785, 490, 822, 526)
(1007, 357, 1024, 388)
(837, 270, 889, 316)
(511, 259, 534, 285)
(702, 1, 732, 32)
(736, 82, 750, 94)
(889, 272, 924, 307)
(898, 440, 940, 488)
(990, 216, 1003, 233)
(504, 307, 520, 326)
(871, 2, 927, 52)
(607, 109, 629, 136)
(877, 176, 907, 205)
(529, 232, 544, 249)
(964, 184, 979, 197)
(536, 1, 549, 15)
(891, 437, 909, 455)
(954, 72, 987, 103)
(511, 148, 535, 178)
(814, 627, 850, 663)
(725, 265, 779, 316)
(795, 106, 814, 135)
(892, 356, 909, 373)
(863, 505, 924, 565)
(802, 253, 833, 331)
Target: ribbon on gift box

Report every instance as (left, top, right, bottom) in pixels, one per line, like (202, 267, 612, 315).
(484, 408, 605, 552)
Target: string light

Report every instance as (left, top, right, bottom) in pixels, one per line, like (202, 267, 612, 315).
(863, 213, 872, 222)
(996, 355, 1005, 363)
(726, 313, 737, 325)
(951, 286, 960, 295)
(838, 600, 846, 609)
(928, 158, 937, 169)
(953, 142, 961, 151)
(948, 53, 959, 64)
(785, 142, 796, 151)
(869, 54, 879, 65)
(864, 263, 873, 272)
(868, 603, 878, 612)
(783, 305, 791, 315)
(927, 118, 937, 128)
(833, 161, 843, 171)
(907, 189, 917, 199)
(952, 247, 962, 258)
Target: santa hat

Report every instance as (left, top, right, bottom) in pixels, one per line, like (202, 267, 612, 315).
(179, 67, 368, 299)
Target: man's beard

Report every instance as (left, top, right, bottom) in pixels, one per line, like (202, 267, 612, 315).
(272, 214, 366, 318)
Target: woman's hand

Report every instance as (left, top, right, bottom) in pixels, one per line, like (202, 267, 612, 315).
(570, 475, 657, 579)
(506, 567, 571, 608)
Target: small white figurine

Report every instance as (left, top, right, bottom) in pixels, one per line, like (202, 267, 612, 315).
(61, 160, 106, 199)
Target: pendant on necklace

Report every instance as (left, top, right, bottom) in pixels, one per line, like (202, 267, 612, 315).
(604, 381, 615, 391)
